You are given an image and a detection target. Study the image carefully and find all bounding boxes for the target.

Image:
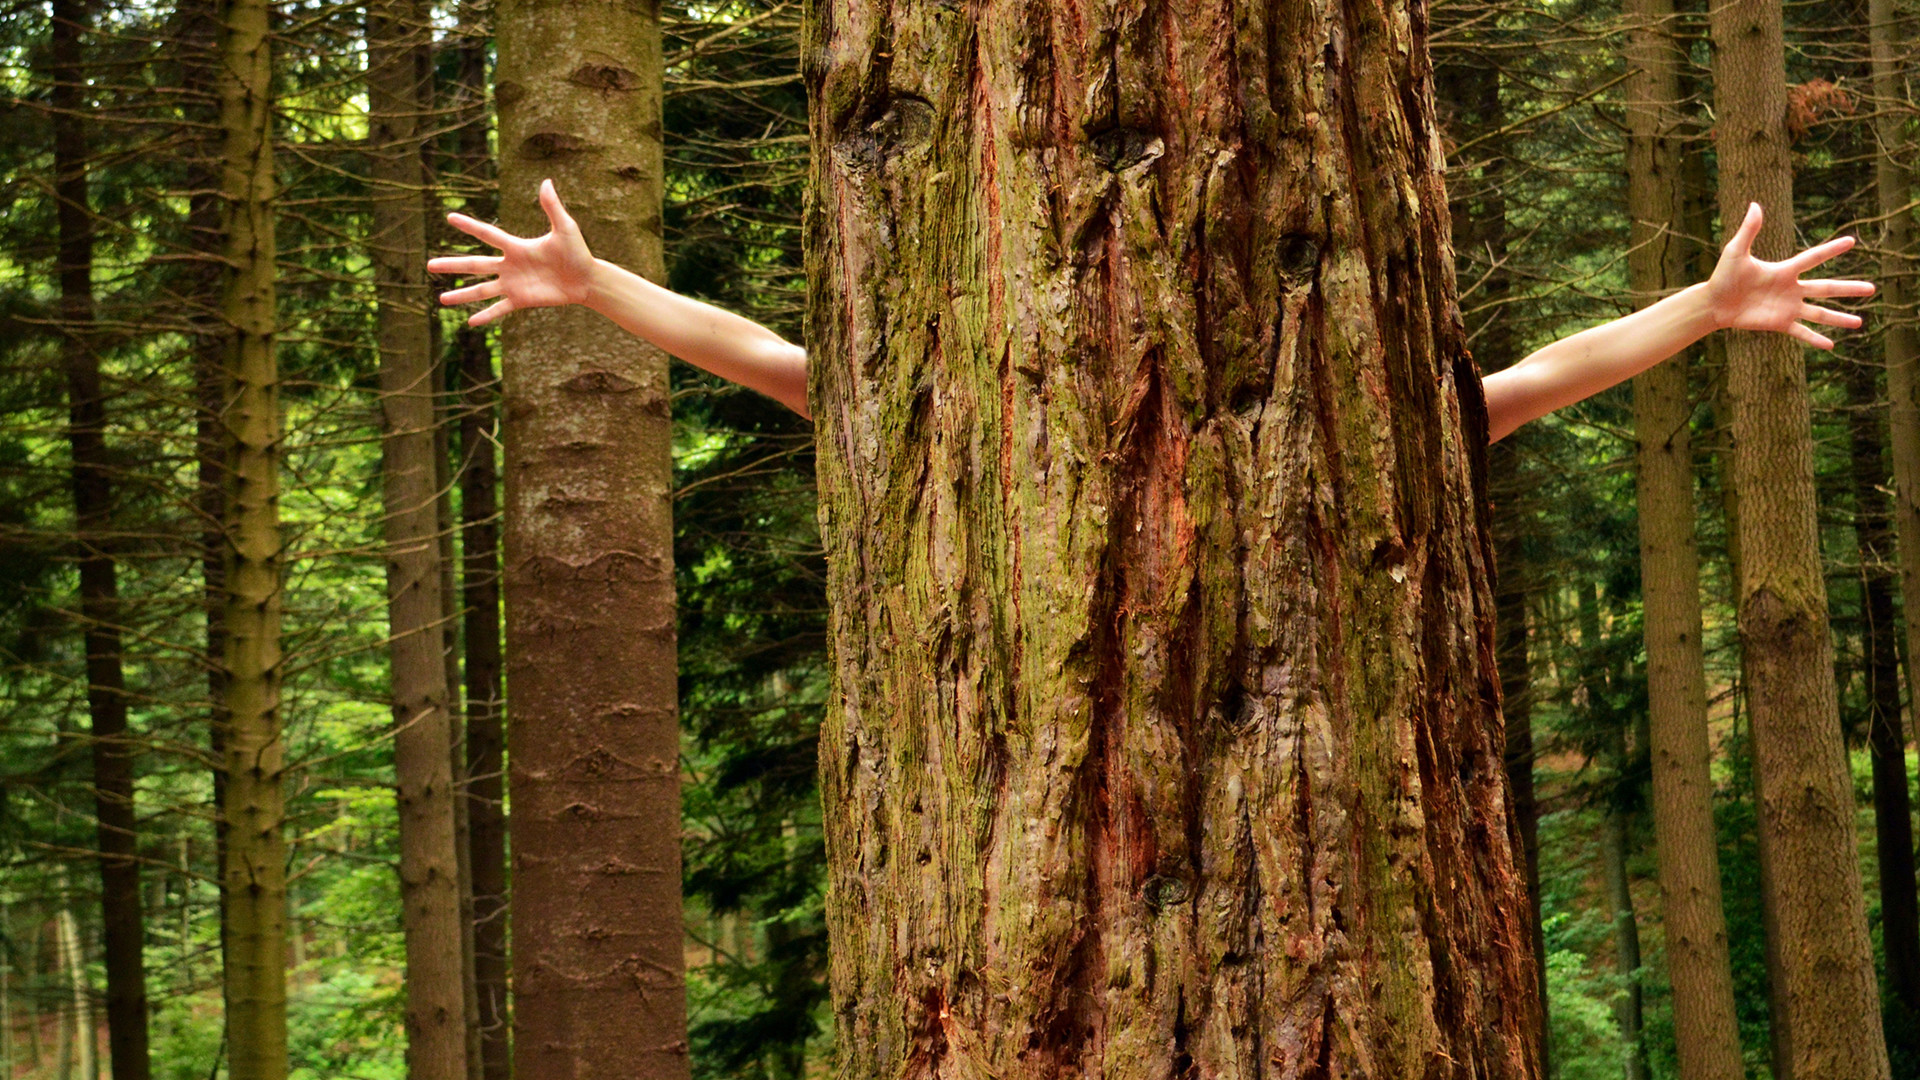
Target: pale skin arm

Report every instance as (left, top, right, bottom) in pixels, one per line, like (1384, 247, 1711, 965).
(1481, 202, 1874, 441)
(429, 180, 811, 417)
(433, 190, 1871, 438)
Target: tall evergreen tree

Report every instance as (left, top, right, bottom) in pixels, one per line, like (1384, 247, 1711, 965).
(212, 0, 288, 1064)
(1711, 0, 1890, 1074)
(51, 0, 152, 1075)
(1622, 1, 1745, 1075)
(492, 0, 689, 1073)
(368, 0, 471, 1071)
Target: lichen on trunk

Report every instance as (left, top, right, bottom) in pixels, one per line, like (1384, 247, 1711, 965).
(804, 1, 1543, 1074)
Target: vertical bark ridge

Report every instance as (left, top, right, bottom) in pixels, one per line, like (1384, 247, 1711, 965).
(807, 0, 1541, 1075)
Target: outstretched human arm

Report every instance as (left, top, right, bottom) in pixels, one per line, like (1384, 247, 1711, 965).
(429, 179, 811, 418)
(1481, 202, 1875, 442)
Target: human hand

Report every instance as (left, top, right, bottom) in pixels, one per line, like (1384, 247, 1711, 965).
(1704, 202, 1875, 349)
(429, 179, 596, 328)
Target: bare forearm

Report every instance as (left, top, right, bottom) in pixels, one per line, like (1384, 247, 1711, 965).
(583, 258, 811, 418)
(1482, 282, 1720, 442)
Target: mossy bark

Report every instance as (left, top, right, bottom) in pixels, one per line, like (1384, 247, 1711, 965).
(1709, 0, 1890, 1075)
(804, 1, 1544, 1074)
(494, 0, 688, 1074)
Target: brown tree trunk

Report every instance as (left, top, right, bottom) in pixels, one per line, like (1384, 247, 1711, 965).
(1869, 0, 1920, 1035)
(805, 2, 1544, 1075)
(1709, 1, 1891, 1076)
(51, 3, 152, 1077)
(368, 0, 472, 1073)
(494, 0, 688, 1074)
(1844, 346, 1920, 1028)
(445, 12, 510, 1072)
(213, 0, 287, 1065)
(458, 332, 508, 1080)
(172, 0, 233, 984)
(1621, 2, 1745, 1076)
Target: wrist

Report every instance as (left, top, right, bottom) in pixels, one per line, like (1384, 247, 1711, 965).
(1681, 280, 1730, 333)
(579, 258, 620, 311)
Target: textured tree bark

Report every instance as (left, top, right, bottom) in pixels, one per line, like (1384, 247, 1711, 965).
(1709, 1, 1891, 1076)
(1621, 2, 1745, 1075)
(213, 0, 287, 1067)
(494, 0, 688, 1074)
(368, 0, 472, 1074)
(1868, 0, 1920, 1035)
(1843, 345, 1920, 1030)
(51, 2, 152, 1077)
(805, 1, 1544, 1075)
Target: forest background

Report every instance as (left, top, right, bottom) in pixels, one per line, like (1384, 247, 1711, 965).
(0, 0, 1913, 1078)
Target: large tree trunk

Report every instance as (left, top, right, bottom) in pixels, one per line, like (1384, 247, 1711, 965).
(493, 0, 688, 1074)
(1621, 2, 1745, 1076)
(1709, 1, 1891, 1076)
(51, 3, 152, 1078)
(804, 2, 1544, 1076)
(368, 0, 472, 1074)
(213, 0, 287, 1067)
(1868, 0, 1920, 1036)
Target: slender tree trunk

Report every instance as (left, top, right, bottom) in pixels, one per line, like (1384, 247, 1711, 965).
(178, 0, 234, 981)
(1621, 3, 1746, 1076)
(1869, 0, 1920, 1036)
(1493, 527, 1548, 1049)
(1844, 347, 1920, 1032)
(2, 897, 12, 1078)
(368, 0, 472, 1073)
(445, 9, 510, 1075)
(1710, 1, 1891, 1076)
(51, 3, 152, 1077)
(806, 2, 1544, 1075)
(213, 0, 287, 1066)
(494, 0, 688, 1073)
(1600, 751, 1646, 1080)
(1576, 587, 1647, 1080)
(56, 891, 93, 1080)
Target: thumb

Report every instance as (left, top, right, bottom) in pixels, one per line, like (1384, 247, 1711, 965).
(1726, 201, 1763, 257)
(539, 178, 579, 235)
